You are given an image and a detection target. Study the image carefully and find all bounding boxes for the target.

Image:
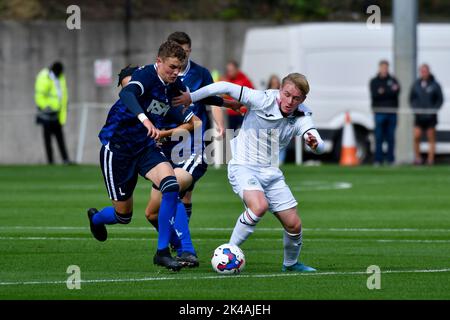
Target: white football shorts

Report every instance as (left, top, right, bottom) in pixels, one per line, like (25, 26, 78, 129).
(227, 164, 298, 213)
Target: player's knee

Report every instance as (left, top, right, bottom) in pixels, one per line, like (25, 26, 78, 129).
(159, 176, 179, 194)
(249, 201, 268, 216)
(285, 220, 301, 234)
(115, 211, 132, 224)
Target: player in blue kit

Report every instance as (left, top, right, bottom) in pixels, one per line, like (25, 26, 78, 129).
(145, 33, 228, 249)
(116, 63, 205, 267)
(87, 41, 198, 271)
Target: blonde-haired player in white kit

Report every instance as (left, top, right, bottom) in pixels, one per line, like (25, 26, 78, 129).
(173, 73, 324, 272)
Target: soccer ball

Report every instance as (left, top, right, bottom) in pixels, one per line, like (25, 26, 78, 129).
(211, 243, 245, 274)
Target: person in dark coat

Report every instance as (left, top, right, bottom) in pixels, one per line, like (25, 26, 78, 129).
(410, 64, 444, 165)
(370, 60, 400, 165)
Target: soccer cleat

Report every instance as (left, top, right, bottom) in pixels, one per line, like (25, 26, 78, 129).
(176, 252, 200, 268)
(153, 248, 182, 272)
(87, 208, 107, 242)
(282, 262, 316, 273)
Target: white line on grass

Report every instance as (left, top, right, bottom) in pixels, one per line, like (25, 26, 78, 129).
(0, 268, 449, 286)
(1, 226, 450, 233)
(1, 236, 449, 243)
(0, 181, 353, 192)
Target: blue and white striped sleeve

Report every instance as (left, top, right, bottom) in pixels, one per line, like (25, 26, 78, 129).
(127, 66, 151, 96)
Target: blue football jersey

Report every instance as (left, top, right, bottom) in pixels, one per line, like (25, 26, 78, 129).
(98, 64, 193, 156)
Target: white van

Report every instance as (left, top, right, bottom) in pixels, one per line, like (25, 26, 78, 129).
(241, 23, 450, 162)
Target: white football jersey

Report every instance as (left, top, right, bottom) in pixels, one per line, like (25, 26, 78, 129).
(190, 82, 324, 166)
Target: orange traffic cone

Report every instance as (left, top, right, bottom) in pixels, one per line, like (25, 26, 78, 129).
(340, 112, 360, 166)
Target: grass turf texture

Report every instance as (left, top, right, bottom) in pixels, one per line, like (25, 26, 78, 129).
(0, 164, 449, 299)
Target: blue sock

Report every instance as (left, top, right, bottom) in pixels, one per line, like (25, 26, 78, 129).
(158, 191, 178, 251)
(92, 207, 117, 225)
(169, 229, 182, 256)
(174, 200, 196, 255)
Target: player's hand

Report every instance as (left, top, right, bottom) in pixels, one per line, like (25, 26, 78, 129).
(143, 119, 160, 139)
(172, 90, 192, 108)
(305, 132, 318, 150)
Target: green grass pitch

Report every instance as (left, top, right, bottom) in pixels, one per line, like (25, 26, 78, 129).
(0, 164, 449, 299)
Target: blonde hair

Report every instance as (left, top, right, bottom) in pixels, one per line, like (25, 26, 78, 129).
(282, 73, 310, 96)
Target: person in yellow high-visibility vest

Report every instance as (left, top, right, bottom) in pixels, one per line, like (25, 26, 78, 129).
(35, 61, 71, 164)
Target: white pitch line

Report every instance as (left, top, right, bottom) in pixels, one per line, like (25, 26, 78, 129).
(1, 236, 449, 243)
(1, 226, 450, 233)
(1, 268, 449, 287)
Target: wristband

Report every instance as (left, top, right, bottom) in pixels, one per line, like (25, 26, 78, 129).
(137, 113, 148, 123)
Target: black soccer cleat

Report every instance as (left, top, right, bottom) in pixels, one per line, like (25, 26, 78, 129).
(176, 252, 200, 268)
(87, 208, 107, 242)
(153, 248, 182, 272)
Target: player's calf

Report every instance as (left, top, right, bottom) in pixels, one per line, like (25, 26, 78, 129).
(156, 175, 180, 251)
(145, 207, 159, 231)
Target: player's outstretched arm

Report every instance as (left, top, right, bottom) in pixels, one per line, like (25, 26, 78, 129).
(192, 82, 243, 102)
(159, 115, 201, 139)
(173, 82, 243, 107)
(222, 99, 242, 111)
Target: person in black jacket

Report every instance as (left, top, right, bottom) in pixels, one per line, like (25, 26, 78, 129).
(410, 64, 444, 165)
(370, 60, 400, 165)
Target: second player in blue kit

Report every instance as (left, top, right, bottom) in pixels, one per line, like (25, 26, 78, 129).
(146, 32, 227, 228)
(144, 32, 228, 262)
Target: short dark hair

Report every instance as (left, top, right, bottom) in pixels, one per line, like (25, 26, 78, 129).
(157, 40, 186, 62)
(379, 60, 389, 66)
(167, 31, 191, 48)
(50, 61, 64, 76)
(117, 65, 138, 87)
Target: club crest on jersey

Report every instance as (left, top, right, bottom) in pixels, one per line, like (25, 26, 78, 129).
(147, 99, 170, 116)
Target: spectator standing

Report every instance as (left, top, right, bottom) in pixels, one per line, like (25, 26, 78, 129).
(410, 64, 444, 165)
(369, 60, 400, 166)
(35, 61, 71, 165)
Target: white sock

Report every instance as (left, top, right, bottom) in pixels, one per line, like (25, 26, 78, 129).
(229, 209, 261, 246)
(283, 230, 302, 267)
